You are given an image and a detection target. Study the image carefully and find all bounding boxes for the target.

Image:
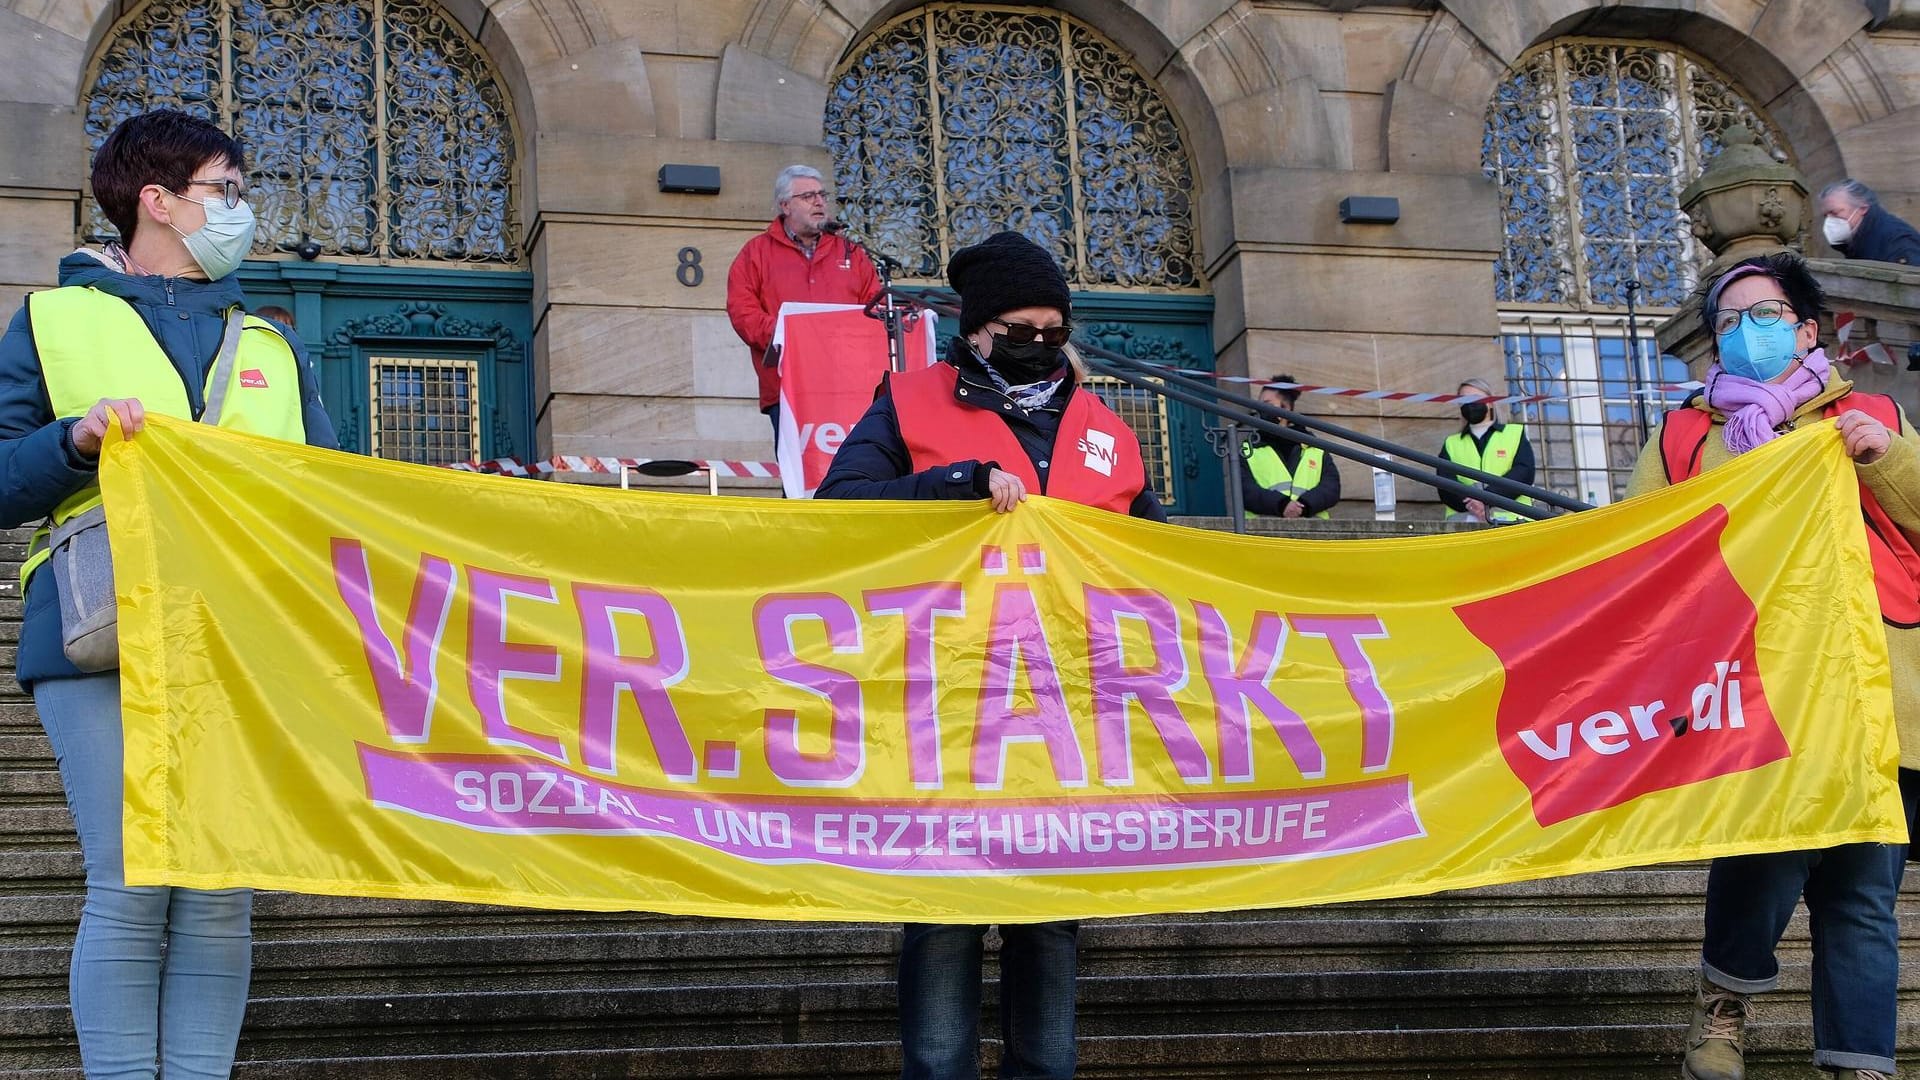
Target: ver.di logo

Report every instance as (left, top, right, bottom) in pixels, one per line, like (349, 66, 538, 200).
(1453, 506, 1787, 826)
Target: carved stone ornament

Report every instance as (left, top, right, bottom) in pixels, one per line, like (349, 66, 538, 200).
(1678, 123, 1809, 273)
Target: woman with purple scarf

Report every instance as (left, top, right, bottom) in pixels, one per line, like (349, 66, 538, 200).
(1626, 251, 1920, 1080)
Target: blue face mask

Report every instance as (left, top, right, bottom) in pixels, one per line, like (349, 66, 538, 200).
(1716, 314, 1802, 382)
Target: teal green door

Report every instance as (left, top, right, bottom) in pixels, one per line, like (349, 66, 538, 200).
(1070, 293, 1220, 516)
(238, 262, 534, 465)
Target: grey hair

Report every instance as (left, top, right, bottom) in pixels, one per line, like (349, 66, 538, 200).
(1459, 377, 1499, 420)
(773, 164, 823, 213)
(1821, 178, 1878, 210)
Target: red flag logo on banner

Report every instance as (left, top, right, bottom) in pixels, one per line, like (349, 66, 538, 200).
(1454, 505, 1788, 826)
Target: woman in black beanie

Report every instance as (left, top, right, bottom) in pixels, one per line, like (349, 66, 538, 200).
(819, 231, 1165, 1079)
(818, 231, 1165, 519)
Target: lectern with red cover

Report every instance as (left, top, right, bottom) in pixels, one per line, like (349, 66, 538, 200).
(771, 302, 937, 498)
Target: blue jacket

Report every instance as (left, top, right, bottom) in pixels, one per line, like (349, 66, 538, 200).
(1837, 203, 1920, 267)
(816, 337, 1168, 522)
(0, 250, 339, 687)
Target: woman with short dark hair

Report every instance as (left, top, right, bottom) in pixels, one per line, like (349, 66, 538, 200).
(1626, 250, 1920, 1080)
(0, 109, 336, 1076)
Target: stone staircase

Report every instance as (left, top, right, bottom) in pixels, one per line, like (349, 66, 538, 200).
(1, 523, 1916, 1077)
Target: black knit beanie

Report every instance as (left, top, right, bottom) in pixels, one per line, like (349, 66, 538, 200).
(947, 231, 1073, 334)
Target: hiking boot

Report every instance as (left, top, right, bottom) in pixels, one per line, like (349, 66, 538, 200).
(1682, 982, 1748, 1080)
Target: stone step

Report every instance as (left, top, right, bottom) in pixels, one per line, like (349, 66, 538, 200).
(0, 1021, 1900, 1078)
(4, 908, 1902, 989)
(0, 731, 48, 766)
(0, 771, 59, 800)
(6, 964, 1915, 1044)
(0, 701, 41, 729)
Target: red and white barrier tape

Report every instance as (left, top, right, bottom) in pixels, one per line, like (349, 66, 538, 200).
(1108, 358, 1564, 406)
(1836, 311, 1897, 367)
(448, 455, 782, 479)
(442, 367, 1731, 480)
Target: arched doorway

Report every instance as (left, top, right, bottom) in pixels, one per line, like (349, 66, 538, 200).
(1483, 38, 1790, 503)
(82, 0, 532, 466)
(824, 5, 1218, 513)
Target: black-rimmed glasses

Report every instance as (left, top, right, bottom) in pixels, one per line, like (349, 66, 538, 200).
(1711, 299, 1794, 336)
(992, 320, 1074, 348)
(182, 177, 248, 210)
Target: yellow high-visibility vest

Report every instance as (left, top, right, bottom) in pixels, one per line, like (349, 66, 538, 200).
(1443, 424, 1532, 523)
(21, 285, 306, 584)
(1243, 442, 1330, 519)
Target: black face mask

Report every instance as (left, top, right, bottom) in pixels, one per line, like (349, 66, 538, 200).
(1460, 402, 1489, 425)
(987, 334, 1064, 383)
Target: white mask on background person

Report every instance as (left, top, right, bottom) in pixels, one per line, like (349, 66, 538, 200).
(169, 194, 257, 280)
(1823, 214, 1856, 247)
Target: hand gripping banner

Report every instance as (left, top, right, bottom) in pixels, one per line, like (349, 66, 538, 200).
(102, 417, 1904, 922)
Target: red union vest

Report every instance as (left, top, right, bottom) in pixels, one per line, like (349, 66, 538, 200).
(1660, 393, 1920, 627)
(889, 363, 1145, 514)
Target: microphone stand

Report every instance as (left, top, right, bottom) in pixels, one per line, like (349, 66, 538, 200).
(830, 223, 916, 374)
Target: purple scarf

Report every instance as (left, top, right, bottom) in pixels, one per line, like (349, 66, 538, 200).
(1704, 348, 1832, 455)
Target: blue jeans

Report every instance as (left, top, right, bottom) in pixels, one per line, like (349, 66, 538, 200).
(35, 673, 252, 1078)
(1700, 767, 1920, 1073)
(899, 921, 1078, 1080)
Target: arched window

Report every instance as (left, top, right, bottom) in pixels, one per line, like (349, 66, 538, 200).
(825, 5, 1199, 290)
(84, 0, 519, 264)
(1485, 40, 1787, 309)
(1482, 40, 1787, 503)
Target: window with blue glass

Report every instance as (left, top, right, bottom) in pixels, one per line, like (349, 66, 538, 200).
(1485, 40, 1786, 309)
(83, 0, 519, 265)
(1486, 40, 1785, 503)
(1504, 318, 1698, 502)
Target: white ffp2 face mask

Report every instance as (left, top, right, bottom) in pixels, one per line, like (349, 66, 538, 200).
(1823, 214, 1855, 247)
(169, 194, 257, 280)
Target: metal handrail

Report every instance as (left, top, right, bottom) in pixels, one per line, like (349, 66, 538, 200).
(895, 287, 1591, 520)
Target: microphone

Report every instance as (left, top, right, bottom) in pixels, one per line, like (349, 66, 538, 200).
(822, 220, 846, 234)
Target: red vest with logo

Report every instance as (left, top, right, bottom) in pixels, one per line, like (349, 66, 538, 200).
(1660, 392, 1920, 627)
(889, 363, 1145, 514)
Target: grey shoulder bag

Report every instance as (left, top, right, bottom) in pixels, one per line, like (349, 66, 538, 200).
(49, 309, 247, 672)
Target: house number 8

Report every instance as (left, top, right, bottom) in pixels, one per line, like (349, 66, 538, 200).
(676, 247, 704, 287)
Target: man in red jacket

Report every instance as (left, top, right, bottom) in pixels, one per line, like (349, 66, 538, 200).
(726, 164, 881, 444)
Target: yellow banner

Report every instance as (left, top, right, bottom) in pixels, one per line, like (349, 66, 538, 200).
(104, 416, 1903, 922)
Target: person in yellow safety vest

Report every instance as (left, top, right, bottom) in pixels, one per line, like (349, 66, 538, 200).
(0, 109, 337, 1077)
(1240, 378, 1340, 520)
(1438, 377, 1535, 524)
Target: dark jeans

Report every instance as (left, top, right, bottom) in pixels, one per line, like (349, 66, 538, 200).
(1700, 767, 1920, 1073)
(899, 921, 1078, 1080)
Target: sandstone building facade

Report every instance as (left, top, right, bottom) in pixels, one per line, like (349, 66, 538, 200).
(0, 0, 1914, 514)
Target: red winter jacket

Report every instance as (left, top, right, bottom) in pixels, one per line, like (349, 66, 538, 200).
(725, 220, 881, 409)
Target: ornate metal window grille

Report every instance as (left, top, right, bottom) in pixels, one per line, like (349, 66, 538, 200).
(1083, 374, 1174, 503)
(826, 5, 1200, 290)
(84, 0, 519, 264)
(370, 355, 480, 465)
(1483, 40, 1787, 310)
(1501, 314, 1698, 505)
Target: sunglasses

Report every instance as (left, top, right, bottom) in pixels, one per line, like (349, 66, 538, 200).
(991, 320, 1074, 348)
